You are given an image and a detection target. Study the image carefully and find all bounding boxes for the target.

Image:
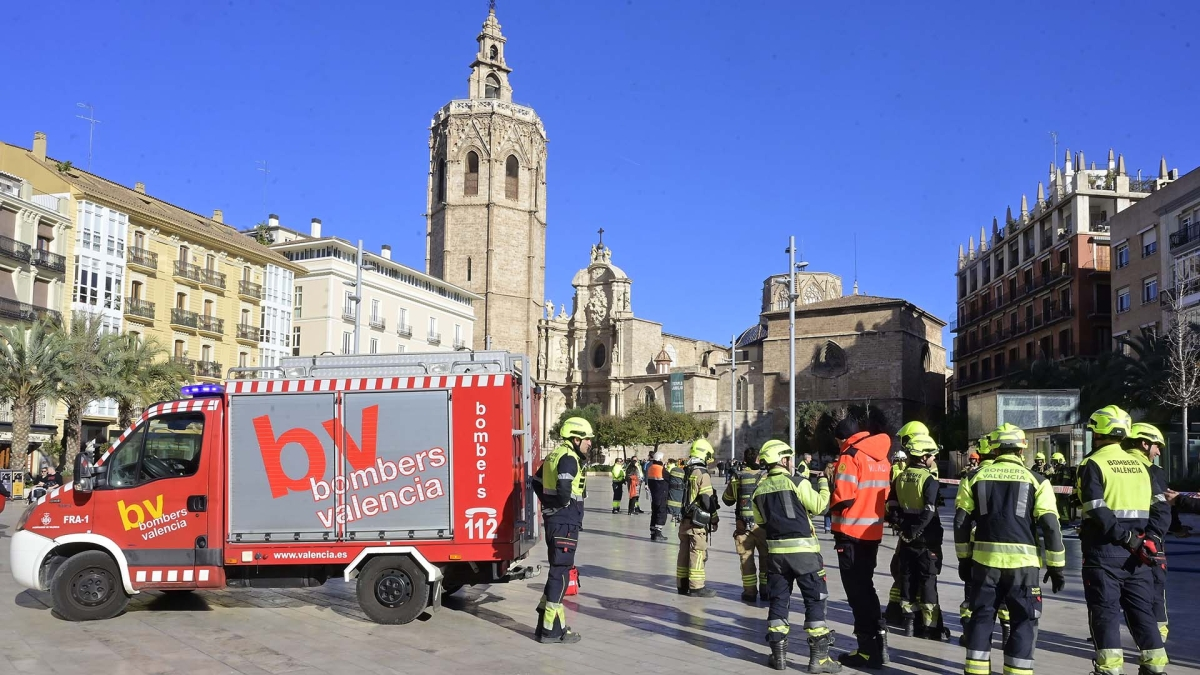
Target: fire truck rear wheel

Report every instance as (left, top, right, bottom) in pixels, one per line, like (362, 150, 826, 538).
(357, 556, 428, 624)
(51, 551, 129, 621)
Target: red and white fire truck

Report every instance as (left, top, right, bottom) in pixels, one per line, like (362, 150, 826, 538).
(9, 351, 540, 623)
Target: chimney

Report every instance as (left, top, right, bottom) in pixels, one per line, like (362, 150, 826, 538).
(310, 218, 322, 238)
(32, 132, 47, 161)
(212, 209, 224, 223)
(381, 244, 392, 260)
(268, 213, 280, 228)
(134, 182, 146, 194)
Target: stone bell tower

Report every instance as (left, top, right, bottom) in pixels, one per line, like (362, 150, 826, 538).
(426, 6, 548, 356)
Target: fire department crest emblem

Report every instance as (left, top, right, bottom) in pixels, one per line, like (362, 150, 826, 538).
(40, 513, 51, 526)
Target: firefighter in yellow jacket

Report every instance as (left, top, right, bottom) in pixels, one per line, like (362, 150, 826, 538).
(722, 445, 768, 602)
(677, 439, 719, 597)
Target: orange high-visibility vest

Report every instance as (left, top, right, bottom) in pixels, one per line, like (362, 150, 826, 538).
(830, 432, 892, 541)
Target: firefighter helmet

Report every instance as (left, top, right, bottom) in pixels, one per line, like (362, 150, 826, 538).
(1130, 422, 1165, 446)
(905, 433, 938, 457)
(894, 450, 908, 461)
(1035, 452, 1046, 461)
(897, 421, 930, 443)
(559, 416, 594, 440)
(992, 425, 1028, 450)
(1051, 452, 1066, 463)
(1088, 405, 1132, 439)
(689, 438, 715, 462)
(758, 439, 794, 465)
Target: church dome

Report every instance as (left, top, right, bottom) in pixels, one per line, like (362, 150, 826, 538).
(654, 346, 672, 363)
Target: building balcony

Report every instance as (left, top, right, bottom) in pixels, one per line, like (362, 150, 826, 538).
(1170, 223, 1200, 252)
(199, 268, 226, 291)
(342, 310, 355, 322)
(197, 314, 224, 336)
(427, 331, 441, 346)
(453, 338, 466, 349)
(195, 360, 223, 379)
(238, 279, 262, 301)
(171, 356, 196, 375)
(127, 246, 158, 272)
(0, 297, 60, 324)
(170, 307, 200, 331)
(31, 248, 66, 273)
(369, 317, 387, 331)
(0, 235, 31, 266)
(236, 323, 258, 342)
(124, 297, 155, 323)
(1130, 177, 1158, 193)
(396, 323, 413, 338)
(173, 261, 204, 285)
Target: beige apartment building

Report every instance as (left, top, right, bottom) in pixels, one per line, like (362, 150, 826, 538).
(1110, 163, 1197, 343)
(256, 217, 477, 357)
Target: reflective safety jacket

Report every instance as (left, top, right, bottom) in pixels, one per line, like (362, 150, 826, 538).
(647, 462, 665, 481)
(611, 463, 626, 482)
(682, 461, 716, 516)
(1129, 451, 1170, 545)
(752, 466, 830, 560)
(830, 431, 892, 541)
(795, 460, 810, 476)
(723, 468, 764, 522)
(954, 454, 1065, 569)
(1077, 443, 1153, 560)
(540, 443, 584, 516)
(888, 466, 942, 547)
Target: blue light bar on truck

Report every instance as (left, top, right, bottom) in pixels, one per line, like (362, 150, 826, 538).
(181, 384, 225, 398)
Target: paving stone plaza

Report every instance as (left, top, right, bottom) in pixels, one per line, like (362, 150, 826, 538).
(1, 477, 1197, 675)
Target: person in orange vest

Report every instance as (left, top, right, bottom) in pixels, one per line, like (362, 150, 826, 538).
(827, 417, 893, 669)
(626, 456, 645, 515)
(647, 451, 669, 541)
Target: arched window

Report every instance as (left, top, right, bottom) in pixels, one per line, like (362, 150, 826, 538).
(485, 74, 501, 99)
(592, 343, 607, 369)
(505, 155, 519, 199)
(464, 151, 479, 196)
(466, 256, 472, 282)
(820, 341, 846, 370)
(435, 158, 446, 203)
(643, 386, 656, 406)
(921, 344, 932, 371)
(489, 45, 499, 60)
(736, 376, 748, 410)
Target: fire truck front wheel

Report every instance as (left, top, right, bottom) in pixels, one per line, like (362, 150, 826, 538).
(50, 551, 130, 621)
(356, 556, 428, 624)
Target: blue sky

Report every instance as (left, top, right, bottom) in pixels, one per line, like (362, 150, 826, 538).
(4, 1, 1198, 354)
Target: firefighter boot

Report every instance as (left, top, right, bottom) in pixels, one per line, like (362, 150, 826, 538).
(837, 633, 883, 670)
(741, 590, 757, 603)
(878, 626, 890, 665)
(677, 579, 689, 595)
(768, 638, 788, 671)
(688, 586, 717, 598)
(901, 613, 915, 637)
(807, 634, 842, 673)
(1000, 619, 1011, 648)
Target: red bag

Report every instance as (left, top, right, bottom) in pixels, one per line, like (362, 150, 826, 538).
(0, 493, 6, 514)
(565, 566, 580, 596)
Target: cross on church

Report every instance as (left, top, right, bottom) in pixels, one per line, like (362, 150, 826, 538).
(597, 227, 604, 245)
(488, 0, 496, 11)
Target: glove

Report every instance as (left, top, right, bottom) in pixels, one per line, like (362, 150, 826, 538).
(710, 513, 720, 533)
(958, 558, 973, 583)
(1043, 567, 1065, 594)
(1128, 534, 1165, 568)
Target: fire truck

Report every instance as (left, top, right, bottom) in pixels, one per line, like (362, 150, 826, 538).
(9, 351, 540, 623)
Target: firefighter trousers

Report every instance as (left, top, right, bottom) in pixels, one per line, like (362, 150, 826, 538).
(766, 552, 831, 644)
(1151, 564, 1168, 642)
(676, 518, 710, 589)
(537, 517, 580, 639)
(649, 480, 669, 531)
(1082, 562, 1168, 675)
(896, 542, 941, 628)
(963, 565, 1040, 675)
(835, 535, 883, 635)
(733, 521, 768, 592)
(611, 482, 623, 510)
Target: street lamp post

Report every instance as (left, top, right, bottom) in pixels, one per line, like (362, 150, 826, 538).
(343, 239, 376, 355)
(785, 236, 809, 466)
(730, 334, 736, 465)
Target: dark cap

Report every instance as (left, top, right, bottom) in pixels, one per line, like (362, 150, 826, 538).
(835, 418, 860, 440)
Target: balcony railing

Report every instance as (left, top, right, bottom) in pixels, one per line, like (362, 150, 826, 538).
(453, 338, 466, 349)
(0, 235, 31, 263)
(124, 297, 155, 320)
(342, 310, 355, 322)
(1170, 223, 1200, 250)
(171, 357, 195, 375)
(173, 261, 203, 283)
(236, 323, 258, 341)
(1130, 177, 1157, 193)
(396, 323, 413, 338)
(32, 248, 66, 272)
(170, 307, 200, 329)
(197, 314, 224, 334)
(427, 332, 441, 345)
(238, 279, 262, 299)
(369, 317, 387, 330)
(199, 267, 226, 289)
(0, 297, 60, 323)
(127, 246, 158, 270)
(196, 360, 223, 379)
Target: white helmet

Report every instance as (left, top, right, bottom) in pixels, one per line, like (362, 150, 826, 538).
(653, 451, 664, 462)
(894, 451, 907, 461)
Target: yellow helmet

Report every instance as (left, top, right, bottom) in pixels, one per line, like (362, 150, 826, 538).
(1034, 452, 1046, 461)
(992, 424, 1028, 451)
(1129, 422, 1165, 446)
(1051, 452, 1067, 463)
(689, 438, 715, 461)
(905, 433, 938, 457)
(897, 421, 930, 444)
(559, 416, 594, 440)
(977, 434, 993, 457)
(1088, 405, 1132, 440)
(758, 439, 794, 465)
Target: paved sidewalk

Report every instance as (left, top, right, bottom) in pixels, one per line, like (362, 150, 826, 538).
(0, 477, 1197, 674)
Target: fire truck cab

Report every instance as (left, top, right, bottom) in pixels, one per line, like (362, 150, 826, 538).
(9, 351, 539, 623)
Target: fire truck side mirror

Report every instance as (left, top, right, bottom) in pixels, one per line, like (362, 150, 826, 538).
(73, 453, 95, 494)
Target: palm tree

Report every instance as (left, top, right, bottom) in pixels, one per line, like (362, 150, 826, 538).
(0, 319, 67, 471)
(58, 312, 111, 470)
(105, 334, 188, 430)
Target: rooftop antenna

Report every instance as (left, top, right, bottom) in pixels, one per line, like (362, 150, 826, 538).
(75, 103, 101, 171)
(1049, 131, 1058, 167)
(255, 160, 270, 215)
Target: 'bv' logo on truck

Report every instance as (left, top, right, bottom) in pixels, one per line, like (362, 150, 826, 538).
(253, 405, 379, 498)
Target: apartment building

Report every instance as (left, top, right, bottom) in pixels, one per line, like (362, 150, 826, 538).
(953, 149, 1161, 402)
(1109, 162, 1194, 343)
(253, 216, 477, 357)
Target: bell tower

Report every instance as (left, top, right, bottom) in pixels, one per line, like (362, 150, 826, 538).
(426, 5, 547, 356)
